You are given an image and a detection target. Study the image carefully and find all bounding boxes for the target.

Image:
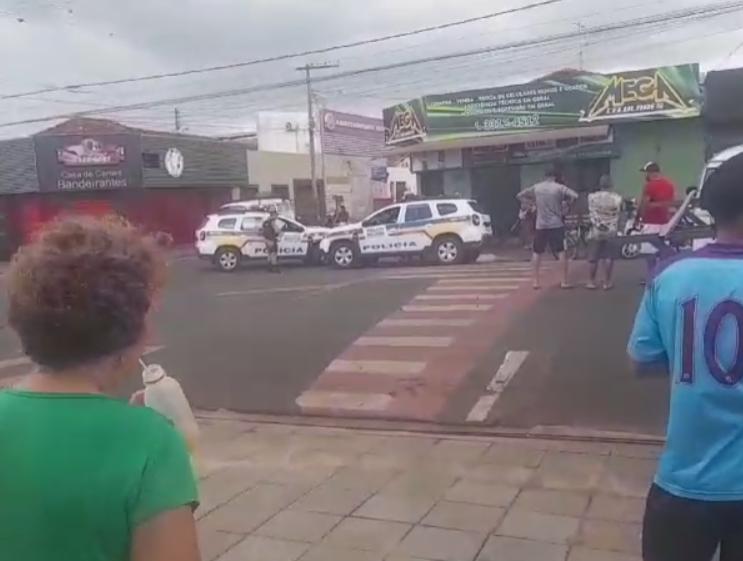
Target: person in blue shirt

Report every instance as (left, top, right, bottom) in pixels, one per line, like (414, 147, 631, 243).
(628, 151, 743, 561)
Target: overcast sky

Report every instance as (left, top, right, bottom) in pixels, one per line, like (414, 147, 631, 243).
(1, 0, 743, 138)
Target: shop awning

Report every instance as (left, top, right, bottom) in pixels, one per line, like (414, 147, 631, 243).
(383, 125, 610, 155)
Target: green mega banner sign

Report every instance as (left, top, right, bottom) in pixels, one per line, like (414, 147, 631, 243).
(383, 64, 701, 145)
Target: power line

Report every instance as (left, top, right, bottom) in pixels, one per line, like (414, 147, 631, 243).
(0, 0, 565, 100)
(0, 2, 740, 129)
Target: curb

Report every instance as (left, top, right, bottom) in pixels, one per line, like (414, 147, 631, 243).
(195, 409, 664, 446)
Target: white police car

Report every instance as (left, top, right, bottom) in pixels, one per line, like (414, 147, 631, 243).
(318, 199, 492, 269)
(195, 212, 328, 271)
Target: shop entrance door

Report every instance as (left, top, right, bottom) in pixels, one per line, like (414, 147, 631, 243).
(471, 165, 520, 237)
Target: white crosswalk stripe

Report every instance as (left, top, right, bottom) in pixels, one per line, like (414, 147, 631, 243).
(427, 285, 520, 291)
(435, 277, 527, 284)
(467, 350, 530, 423)
(296, 391, 392, 412)
(402, 304, 493, 312)
(378, 318, 475, 327)
(414, 294, 508, 301)
(327, 359, 426, 375)
(355, 336, 453, 347)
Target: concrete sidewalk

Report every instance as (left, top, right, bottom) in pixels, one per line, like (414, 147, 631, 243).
(196, 418, 658, 561)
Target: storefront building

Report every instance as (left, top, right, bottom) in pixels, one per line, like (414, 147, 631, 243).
(0, 118, 249, 253)
(383, 64, 704, 235)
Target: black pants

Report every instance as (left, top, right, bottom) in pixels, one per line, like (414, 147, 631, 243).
(644, 484, 743, 561)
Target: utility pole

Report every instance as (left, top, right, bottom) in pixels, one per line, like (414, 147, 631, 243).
(297, 62, 338, 222)
(577, 22, 584, 70)
(174, 107, 181, 132)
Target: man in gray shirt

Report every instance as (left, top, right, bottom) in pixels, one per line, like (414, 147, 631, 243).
(517, 169, 578, 289)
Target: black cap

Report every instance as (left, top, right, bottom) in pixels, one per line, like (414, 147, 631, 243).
(641, 161, 661, 173)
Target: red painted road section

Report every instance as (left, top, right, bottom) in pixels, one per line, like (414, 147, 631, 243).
(296, 264, 563, 421)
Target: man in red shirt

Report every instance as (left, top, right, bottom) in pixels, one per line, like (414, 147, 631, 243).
(637, 161, 677, 275)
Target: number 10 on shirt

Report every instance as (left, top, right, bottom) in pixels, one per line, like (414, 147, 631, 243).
(681, 298, 743, 387)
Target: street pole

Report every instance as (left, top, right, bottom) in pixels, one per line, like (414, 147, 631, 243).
(315, 93, 329, 217)
(297, 62, 338, 222)
(174, 107, 181, 132)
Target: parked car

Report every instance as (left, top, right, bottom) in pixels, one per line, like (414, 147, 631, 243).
(318, 199, 492, 269)
(219, 198, 295, 220)
(195, 211, 328, 271)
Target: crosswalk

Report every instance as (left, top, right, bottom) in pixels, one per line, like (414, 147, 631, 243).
(295, 262, 557, 422)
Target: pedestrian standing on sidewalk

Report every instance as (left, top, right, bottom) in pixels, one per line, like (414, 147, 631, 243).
(0, 218, 200, 561)
(262, 208, 284, 273)
(628, 151, 743, 561)
(586, 174, 623, 290)
(517, 167, 578, 289)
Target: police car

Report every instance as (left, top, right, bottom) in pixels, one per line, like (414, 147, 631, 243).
(318, 199, 492, 269)
(195, 212, 329, 272)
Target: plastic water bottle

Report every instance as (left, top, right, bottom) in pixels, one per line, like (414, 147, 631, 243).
(140, 360, 200, 470)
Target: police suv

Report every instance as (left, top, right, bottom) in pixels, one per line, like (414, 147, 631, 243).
(195, 212, 328, 272)
(319, 199, 492, 269)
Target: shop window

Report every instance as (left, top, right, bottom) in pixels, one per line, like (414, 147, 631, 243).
(436, 203, 458, 217)
(404, 204, 433, 223)
(142, 152, 161, 168)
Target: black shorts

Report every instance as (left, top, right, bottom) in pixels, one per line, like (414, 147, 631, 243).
(587, 238, 617, 263)
(533, 227, 565, 255)
(643, 484, 743, 561)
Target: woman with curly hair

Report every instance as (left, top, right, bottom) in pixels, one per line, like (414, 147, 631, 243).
(0, 218, 200, 561)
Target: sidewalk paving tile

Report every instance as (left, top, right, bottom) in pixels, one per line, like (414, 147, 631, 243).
(355, 494, 438, 523)
(599, 457, 655, 498)
(382, 471, 458, 498)
(215, 535, 308, 561)
(291, 482, 375, 515)
(576, 520, 642, 555)
(326, 466, 400, 492)
(512, 489, 590, 517)
(386, 556, 434, 561)
(368, 436, 439, 459)
(610, 444, 662, 460)
(255, 510, 342, 543)
(200, 483, 309, 533)
(586, 495, 646, 523)
(444, 480, 519, 507)
(533, 452, 608, 491)
(300, 545, 384, 561)
(421, 501, 505, 533)
(426, 440, 491, 462)
(568, 547, 642, 561)
(495, 509, 581, 544)
(463, 463, 535, 486)
(475, 536, 567, 561)
(323, 517, 411, 552)
(394, 526, 485, 561)
(197, 527, 244, 561)
(480, 444, 544, 468)
(196, 466, 261, 518)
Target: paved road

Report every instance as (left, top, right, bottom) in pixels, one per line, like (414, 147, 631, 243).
(0, 254, 668, 436)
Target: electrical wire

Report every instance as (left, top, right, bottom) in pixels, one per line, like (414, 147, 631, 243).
(0, 0, 567, 100)
(2, 2, 740, 131)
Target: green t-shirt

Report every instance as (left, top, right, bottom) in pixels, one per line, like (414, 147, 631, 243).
(0, 390, 199, 561)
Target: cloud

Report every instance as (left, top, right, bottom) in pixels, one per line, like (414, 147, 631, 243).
(0, 0, 742, 138)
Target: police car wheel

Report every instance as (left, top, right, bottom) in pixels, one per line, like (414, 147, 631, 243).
(621, 243, 641, 260)
(434, 236, 463, 265)
(331, 242, 356, 269)
(215, 247, 240, 272)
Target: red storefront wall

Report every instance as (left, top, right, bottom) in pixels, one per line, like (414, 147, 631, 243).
(5, 187, 232, 249)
